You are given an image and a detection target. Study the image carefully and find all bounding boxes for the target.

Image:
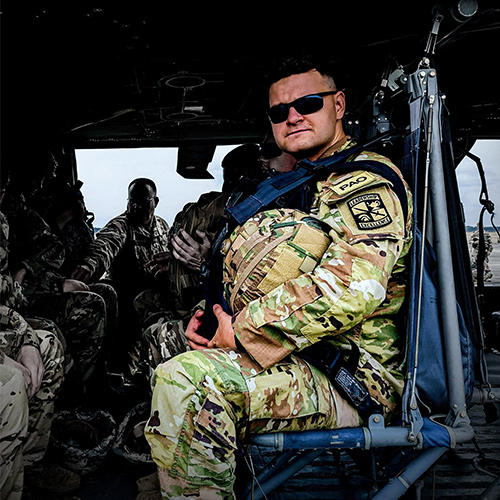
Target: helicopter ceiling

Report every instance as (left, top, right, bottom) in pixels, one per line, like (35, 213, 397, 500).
(3, 1, 499, 177)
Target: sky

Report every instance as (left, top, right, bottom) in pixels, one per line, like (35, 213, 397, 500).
(455, 140, 500, 227)
(76, 146, 232, 227)
(76, 140, 499, 229)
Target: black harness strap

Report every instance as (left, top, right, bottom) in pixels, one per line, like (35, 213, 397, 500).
(227, 150, 408, 227)
(299, 338, 384, 420)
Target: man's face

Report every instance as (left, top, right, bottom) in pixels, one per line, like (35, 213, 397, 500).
(127, 183, 158, 226)
(269, 69, 346, 161)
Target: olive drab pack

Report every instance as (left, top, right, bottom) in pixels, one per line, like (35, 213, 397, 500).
(222, 208, 331, 315)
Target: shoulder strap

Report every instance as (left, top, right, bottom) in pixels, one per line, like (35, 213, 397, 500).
(227, 145, 408, 225)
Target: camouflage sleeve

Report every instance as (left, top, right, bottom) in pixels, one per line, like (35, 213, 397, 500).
(81, 215, 129, 277)
(0, 214, 26, 309)
(13, 208, 66, 276)
(1, 206, 66, 295)
(0, 305, 40, 361)
(0, 274, 28, 310)
(232, 177, 410, 370)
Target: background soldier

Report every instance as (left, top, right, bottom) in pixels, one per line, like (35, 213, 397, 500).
(72, 178, 170, 379)
(470, 226, 493, 282)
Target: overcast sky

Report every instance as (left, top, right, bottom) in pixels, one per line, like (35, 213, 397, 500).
(76, 140, 499, 229)
(76, 146, 232, 227)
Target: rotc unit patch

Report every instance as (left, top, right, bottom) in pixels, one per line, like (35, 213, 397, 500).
(347, 192, 393, 230)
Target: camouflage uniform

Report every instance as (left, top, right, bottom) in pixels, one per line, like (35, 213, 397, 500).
(140, 192, 227, 375)
(0, 306, 65, 492)
(167, 191, 227, 319)
(0, 365, 28, 500)
(79, 212, 170, 371)
(1, 201, 107, 380)
(470, 229, 493, 282)
(145, 141, 413, 499)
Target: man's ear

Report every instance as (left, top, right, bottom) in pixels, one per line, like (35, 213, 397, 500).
(335, 91, 346, 120)
(154, 196, 159, 207)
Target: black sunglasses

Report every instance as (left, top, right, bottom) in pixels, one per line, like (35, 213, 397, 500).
(267, 91, 340, 124)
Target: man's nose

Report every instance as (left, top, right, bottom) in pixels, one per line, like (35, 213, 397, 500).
(286, 106, 304, 124)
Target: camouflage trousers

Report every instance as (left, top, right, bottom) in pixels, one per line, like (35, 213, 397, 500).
(27, 287, 108, 380)
(0, 329, 64, 499)
(22, 329, 65, 466)
(145, 348, 360, 500)
(142, 316, 189, 378)
(0, 365, 27, 500)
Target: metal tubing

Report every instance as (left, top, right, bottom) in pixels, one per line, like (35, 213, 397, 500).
(371, 447, 447, 499)
(241, 449, 296, 500)
(243, 449, 324, 500)
(247, 449, 296, 487)
(426, 72, 468, 421)
(471, 387, 500, 405)
(477, 475, 500, 500)
(251, 426, 419, 450)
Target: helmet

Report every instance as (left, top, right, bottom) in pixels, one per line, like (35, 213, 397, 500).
(113, 401, 154, 467)
(50, 409, 116, 476)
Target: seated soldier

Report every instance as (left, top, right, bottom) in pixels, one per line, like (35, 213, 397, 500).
(141, 142, 293, 371)
(72, 178, 170, 377)
(144, 54, 413, 499)
(1, 164, 85, 496)
(0, 306, 79, 497)
(2, 170, 107, 386)
(39, 178, 118, 381)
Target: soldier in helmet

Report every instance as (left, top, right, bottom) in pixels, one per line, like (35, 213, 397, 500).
(141, 141, 294, 372)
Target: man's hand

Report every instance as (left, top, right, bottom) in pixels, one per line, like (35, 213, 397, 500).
(12, 268, 26, 285)
(185, 309, 210, 351)
(208, 305, 236, 350)
(172, 229, 211, 271)
(71, 264, 93, 283)
(5, 346, 44, 398)
(62, 279, 90, 292)
(145, 251, 170, 278)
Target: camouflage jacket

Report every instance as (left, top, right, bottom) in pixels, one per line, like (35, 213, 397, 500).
(169, 191, 228, 318)
(229, 140, 413, 413)
(0, 211, 27, 311)
(81, 213, 170, 296)
(2, 192, 69, 297)
(0, 212, 39, 363)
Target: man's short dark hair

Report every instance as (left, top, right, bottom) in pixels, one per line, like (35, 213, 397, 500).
(266, 52, 337, 88)
(129, 178, 157, 195)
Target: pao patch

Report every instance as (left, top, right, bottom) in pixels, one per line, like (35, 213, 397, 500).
(331, 171, 376, 196)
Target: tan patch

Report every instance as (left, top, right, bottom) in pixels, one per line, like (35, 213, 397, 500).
(331, 171, 377, 196)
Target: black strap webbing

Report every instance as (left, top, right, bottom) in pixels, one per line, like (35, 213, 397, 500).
(227, 153, 408, 226)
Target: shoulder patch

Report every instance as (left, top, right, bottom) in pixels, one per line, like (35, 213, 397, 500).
(331, 171, 376, 196)
(347, 192, 392, 230)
